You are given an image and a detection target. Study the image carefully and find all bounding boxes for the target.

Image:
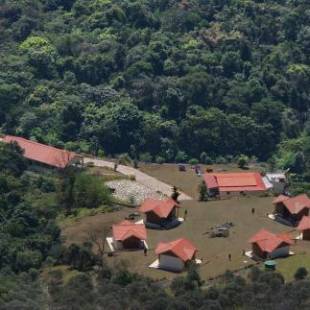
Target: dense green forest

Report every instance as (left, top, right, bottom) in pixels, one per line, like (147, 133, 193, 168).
(0, 0, 309, 167)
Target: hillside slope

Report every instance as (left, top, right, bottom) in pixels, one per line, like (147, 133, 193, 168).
(0, 0, 309, 163)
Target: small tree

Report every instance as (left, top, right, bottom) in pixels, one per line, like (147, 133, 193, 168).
(188, 158, 199, 165)
(238, 155, 249, 169)
(199, 181, 208, 201)
(171, 186, 180, 202)
(294, 267, 308, 280)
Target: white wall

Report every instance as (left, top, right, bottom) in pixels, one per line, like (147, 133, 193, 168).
(269, 246, 290, 259)
(159, 254, 185, 272)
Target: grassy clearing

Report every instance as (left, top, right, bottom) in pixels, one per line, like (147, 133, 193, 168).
(276, 247, 310, 281)
(57, 205, 119, 228)
(87, 166, 131, 182)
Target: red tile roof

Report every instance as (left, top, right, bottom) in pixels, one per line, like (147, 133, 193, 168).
(1, 135, 76, 169)
(272, 194, 290, 204)
(249, 229, 293, 253)
(155, 238, 197, 262)
(139, 198, 180, 219)
(203, 174, 218, 189)
(204, 172, 266, 192)
(112, 220, 147, 241)
(297, 216, 310, 231)
(273, 194, 310, 215)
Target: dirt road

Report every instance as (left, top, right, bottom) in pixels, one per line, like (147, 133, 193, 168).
(83, 157, 192, 201)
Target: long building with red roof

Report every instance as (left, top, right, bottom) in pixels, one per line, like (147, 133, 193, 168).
(273, 194, 310, 225)
(0, 135, 80, 169)
(139, 198, 180, 228)
(249, 228, 293, 259)
(112, 220, 147, 250)
(155, 238, 197, 271)
(204, 172, 267, 198)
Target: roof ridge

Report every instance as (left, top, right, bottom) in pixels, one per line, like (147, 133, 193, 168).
(5, 135, 74, 154)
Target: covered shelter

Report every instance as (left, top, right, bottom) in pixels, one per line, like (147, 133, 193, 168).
(297, 216, 310, 241)
(155, 238, 197, 272)
(273, 194, 310, 225)
(112, 220, 147, 250)
(0, 135, 81, 169)
(203, 172, 267, 199)
(249, 229, 293, 260)
(139, 198, 180, 228)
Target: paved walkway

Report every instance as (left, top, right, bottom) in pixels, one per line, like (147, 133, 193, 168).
(83, 157, 192, 201)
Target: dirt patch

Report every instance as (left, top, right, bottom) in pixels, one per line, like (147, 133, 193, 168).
(61, 196, 303, 281)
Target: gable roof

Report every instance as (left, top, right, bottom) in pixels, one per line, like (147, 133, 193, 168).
(203, 174, 218, 189)
(112, 220, 147, 241)
(273, 194, 310, 214)
(155, 238, 197, 262)
(273, 194, 290, 204)
(249, 228, 293, 253)
(204, 172, 266, 192)
(297, 216, 310, 231)
(139, 198, 180, 218)
(1, 135, 76, 169)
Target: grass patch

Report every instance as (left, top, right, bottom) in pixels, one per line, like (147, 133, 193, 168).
(276, 253, 310, 281)
(57, 205, 118, 227)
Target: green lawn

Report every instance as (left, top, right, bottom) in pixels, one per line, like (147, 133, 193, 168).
(276, 249, 310, 281)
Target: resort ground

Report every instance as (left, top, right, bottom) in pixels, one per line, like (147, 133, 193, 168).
(61, 163, 310, 281)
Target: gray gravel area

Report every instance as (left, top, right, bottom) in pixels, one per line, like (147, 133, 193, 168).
(106, 180, 165, 205)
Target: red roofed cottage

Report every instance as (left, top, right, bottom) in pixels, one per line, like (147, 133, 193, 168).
(0, 135, 80, 169)
(139, 198, 180, 228)
(297, 216, 310, 240)
(273, 194, 310, 225)
(155, 238, 197, 272)
(249, 229, 293, 259)
(203, 172, 267, 199)
(112, 220, 147, 250)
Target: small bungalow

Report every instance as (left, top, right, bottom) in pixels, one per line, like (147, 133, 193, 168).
(273, 194, 310, 226)
(297, 216, 310, 241)
(0, 135, 81, 169)
(203, 172, 267, 199)
(155, 238, 197, 272)
(249, 229, 293, 260)
(112, 220, 147, 250)
(139, 198, 180, 229)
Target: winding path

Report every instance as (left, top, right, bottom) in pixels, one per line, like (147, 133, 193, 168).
(83, 157, 192, 201)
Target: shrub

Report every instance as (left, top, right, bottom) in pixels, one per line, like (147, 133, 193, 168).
(198, 181, 208, 201)
(155, 156, 165, 164)
(200, 152, 213, 164)
(140, 152, 152, 163)
(215, 156, 227, 164)
(73, 173, 112, 209)
(118, 153, 131, 165)
(175, 151, 188, 163)
(238, 155, 249, 169)
(294, 267, 308, 280)
(188, 158, 199, 165)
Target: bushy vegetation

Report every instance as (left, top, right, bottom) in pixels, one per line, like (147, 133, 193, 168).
(0, 142, 60, 274)
(0, 0, 309, 166)
(42, 263, 310, 309)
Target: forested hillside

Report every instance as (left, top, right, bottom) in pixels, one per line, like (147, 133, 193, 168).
(0, 0, 309, 165)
